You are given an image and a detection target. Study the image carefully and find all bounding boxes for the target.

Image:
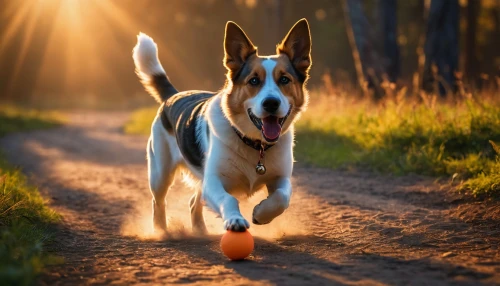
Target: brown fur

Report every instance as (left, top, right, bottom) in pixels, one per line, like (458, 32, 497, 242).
(226, 56, 265, 116)
(274, 54, 307, 110)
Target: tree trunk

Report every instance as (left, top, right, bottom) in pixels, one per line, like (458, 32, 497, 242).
(342, 0, 399, 98)
(490, 4, 500, 82)
(423, 0, 460, 96)
(342, 0, 367, 94)
(465, 0, 480, 87)
(379, 0, 400, 82)
(414, 0, 428, 95)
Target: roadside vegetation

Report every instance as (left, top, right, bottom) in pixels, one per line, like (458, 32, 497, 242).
(0, 105, 61, 137)
(0, 105, 62, 285)
(125, 91, 500, 198)
(296, 90, 500, 198)
(123, 107, 157, 135)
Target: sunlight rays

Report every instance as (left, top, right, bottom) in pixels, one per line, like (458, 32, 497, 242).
(10, 2, 43, 91)
(2, 0, 190, 102)
(0, 1, 33, 56)
(94, 0, 194, 83)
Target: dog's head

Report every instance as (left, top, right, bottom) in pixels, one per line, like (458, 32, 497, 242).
(221, 19, 311, 143)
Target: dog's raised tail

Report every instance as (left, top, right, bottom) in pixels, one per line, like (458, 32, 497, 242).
(133, 33, 178, 103)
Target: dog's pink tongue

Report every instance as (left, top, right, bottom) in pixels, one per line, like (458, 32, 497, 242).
(262, 116, 281, 140)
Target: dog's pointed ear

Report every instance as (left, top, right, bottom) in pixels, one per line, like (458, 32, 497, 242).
(224, 21, 257, 75)
(277, 19, 312, 77)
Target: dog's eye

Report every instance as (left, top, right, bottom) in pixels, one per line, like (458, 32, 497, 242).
(279, 76, 290, 85)
(248, 77, 260, 86)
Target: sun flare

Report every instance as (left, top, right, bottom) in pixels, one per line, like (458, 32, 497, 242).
(0, 0, 189, 101)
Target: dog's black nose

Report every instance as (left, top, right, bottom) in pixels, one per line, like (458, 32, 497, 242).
(262, 97, 280, 113)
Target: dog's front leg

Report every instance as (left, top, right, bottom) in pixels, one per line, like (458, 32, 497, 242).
(202, 175, 249, 232)
(252, 177, 291, 225)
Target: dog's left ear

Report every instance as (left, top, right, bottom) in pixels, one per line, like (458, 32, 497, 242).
(277, 19, 312, 77)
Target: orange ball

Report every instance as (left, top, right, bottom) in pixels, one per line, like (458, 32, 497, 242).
(220, 230, 254, 260)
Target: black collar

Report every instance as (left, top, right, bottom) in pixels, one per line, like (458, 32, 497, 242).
(233, 105, 292, 151)
(232, 127, 274, 151)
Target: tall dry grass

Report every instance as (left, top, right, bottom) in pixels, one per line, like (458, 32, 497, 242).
(297, 76, 500, 197)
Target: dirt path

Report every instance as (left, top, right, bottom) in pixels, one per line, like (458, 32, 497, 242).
(1, 112, 499, 285)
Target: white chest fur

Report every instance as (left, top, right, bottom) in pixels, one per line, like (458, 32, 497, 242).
(213, 135, 293, 197)
(203, 97, 294, 197)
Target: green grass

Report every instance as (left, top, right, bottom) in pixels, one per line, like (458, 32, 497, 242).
(124, 106, 157, 135)
(0, 105, 62, 137)
(124, 93, 500, 198)
(295, 92, 500, 198)
(0, 106, 62, 285)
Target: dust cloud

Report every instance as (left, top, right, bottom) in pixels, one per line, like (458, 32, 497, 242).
(120, 179, 308, 241)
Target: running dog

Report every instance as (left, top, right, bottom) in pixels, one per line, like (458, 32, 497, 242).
(132, 19, 311, 234)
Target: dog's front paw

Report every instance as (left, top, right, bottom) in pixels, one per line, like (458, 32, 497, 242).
(252, 202, 272, 225)
(252, 195, 288, 225)
(223, 216, 250, 232)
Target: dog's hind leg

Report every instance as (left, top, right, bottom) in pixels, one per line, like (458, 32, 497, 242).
(189, 189, 208, 235)
(147, 117, 181, 234)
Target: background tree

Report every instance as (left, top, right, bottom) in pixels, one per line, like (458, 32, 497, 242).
(379, 0, 400, 83)
(465, 0, 480, 87)
(342, 0, 399, 98)
(422, 0, 460, 96)
(342, 0, 383, 97)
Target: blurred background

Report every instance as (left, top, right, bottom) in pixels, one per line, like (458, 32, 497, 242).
(0, 0, 499, 108)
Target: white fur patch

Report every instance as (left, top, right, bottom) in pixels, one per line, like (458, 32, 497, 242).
(246, 59, 290, 118)
(133, 33, 166, 78)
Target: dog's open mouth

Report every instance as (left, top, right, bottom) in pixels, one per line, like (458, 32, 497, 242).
(248, 106, 291, 143)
